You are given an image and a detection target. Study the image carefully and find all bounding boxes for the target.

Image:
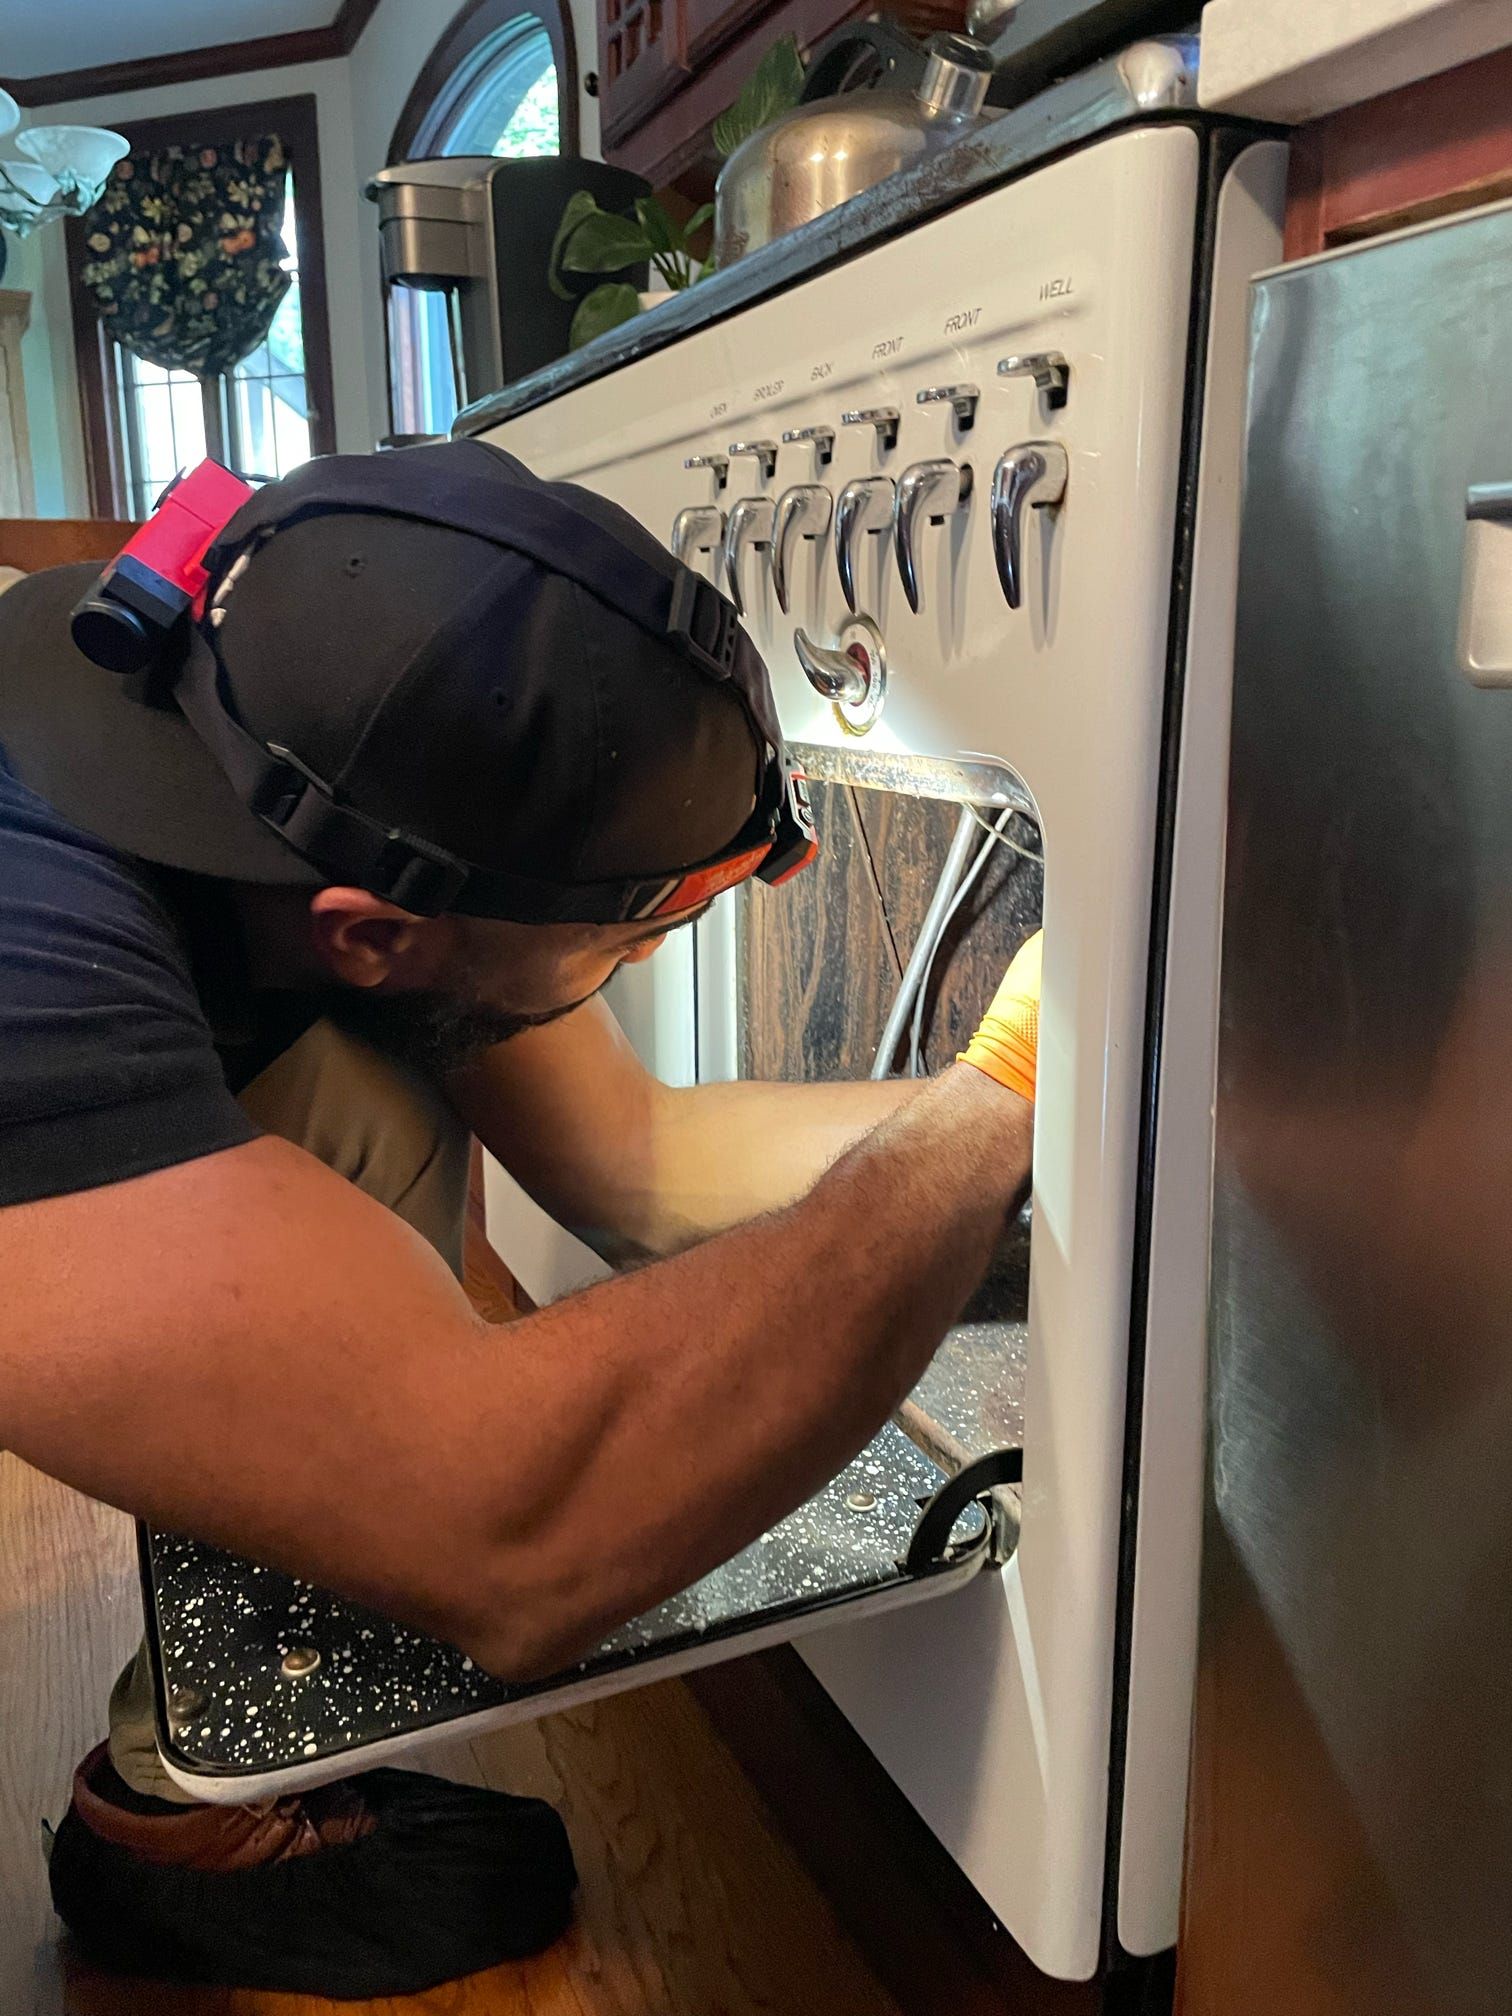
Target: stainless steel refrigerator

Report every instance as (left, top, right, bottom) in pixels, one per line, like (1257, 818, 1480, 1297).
(1185, 198, 1512, 2014)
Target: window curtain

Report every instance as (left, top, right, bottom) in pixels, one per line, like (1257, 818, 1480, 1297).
(78, 134, 291, 378)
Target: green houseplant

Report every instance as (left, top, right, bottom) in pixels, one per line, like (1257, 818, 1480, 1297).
(549, 33, 805, 349)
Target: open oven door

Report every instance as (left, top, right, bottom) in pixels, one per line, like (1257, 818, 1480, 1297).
(139, 1330, 1025, 1800)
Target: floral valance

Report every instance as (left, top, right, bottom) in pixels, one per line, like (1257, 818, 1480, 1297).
(78, 134, 291, 379)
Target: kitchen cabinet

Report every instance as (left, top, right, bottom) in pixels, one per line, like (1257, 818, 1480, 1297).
(597, 0, 965, 190)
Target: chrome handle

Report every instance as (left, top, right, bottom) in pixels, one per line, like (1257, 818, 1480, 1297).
(684, 452, 729, 491)
(671, 504, 725, 569)
(892, 459, 973, 615)
(966, 0, 1018, 36)
(724, 495, 775, 615)
(841, 406, 900, 452)
(1458, 480, 1512, 685)
(728, 439, 778, 482)
(916, 383, 980, 429)
(834, 475, 896, 614)
(990, 441, 1068, 610)
(782, 423, 835, 466)
(997, 351, 1070, 409)
(771, 484, 833, 615)
(794, 613, 888, 731)
(793, 628, 869, 704)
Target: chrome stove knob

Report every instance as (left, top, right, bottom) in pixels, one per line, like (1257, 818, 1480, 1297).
(771, 485, 833, 615)
(724, 495, 776, 615)
(683, 452, 729, 492)
(781, 423, 835, 467)
(990, 441, 1068, 610)
(727, 439, 779, 482)
(997, 352, 1070, 409)
(671, 503, 725, 571)
(892, 459, 973, 614)
(834, 476, 895, 614)
(793, 613, 887, 732)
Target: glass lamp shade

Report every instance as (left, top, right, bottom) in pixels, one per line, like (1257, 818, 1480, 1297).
(0, 156, 61, 234)
(15, 123, 129, 201)
(0, 88, 19, 144)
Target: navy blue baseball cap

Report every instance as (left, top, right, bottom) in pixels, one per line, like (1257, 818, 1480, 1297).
(0, 440, 813, 922)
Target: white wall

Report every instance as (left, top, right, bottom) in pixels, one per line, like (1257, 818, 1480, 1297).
(14, 0, 601, 512)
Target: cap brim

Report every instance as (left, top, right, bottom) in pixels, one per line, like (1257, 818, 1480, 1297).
(0, 566, 317, 887)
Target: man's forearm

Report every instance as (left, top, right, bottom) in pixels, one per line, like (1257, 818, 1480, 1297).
(619, 1075, 923, 1258)
(2, 1063, 1027, 1683)
(474, 1062, 1029, 1673)
(450, 997, 923, 1264)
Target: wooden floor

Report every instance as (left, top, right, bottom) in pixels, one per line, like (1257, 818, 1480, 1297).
(0, 1455, 900, 2016)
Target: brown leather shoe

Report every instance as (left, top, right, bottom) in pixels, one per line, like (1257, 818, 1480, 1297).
(67, 1743, 375, 1871)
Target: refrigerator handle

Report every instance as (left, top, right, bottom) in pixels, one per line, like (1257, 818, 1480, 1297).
(1458, 481, 1512, 687)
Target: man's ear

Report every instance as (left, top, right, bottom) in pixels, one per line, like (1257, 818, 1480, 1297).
(307, 887, 430, 988)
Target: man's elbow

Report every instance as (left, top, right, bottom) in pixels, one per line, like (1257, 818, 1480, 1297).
(427, 1546, 611, 1685)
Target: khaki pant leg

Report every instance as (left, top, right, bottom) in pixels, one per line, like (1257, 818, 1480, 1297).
(109, 1019, 472, 1800)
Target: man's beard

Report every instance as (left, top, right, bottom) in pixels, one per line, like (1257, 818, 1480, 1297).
(327, 984, 596, 1076)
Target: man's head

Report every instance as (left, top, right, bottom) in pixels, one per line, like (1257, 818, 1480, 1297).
(240, 877, 712, 1073)
(0, 442, 815, 1017)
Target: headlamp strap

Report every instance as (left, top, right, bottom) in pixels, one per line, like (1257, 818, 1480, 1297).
(209, 443, 784, 755)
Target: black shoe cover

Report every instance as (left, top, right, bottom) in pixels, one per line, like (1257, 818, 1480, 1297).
(49, 1767, 577, 1999)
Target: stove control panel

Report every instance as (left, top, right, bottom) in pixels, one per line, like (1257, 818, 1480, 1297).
(483, 122, 1195, 780)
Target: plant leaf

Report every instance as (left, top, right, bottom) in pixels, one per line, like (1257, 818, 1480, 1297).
(559, 207, 654, 273)
(634, 196, 677, 254)
(569, 281, 642, 349)
(681, 201, 715, 240)
(712, 35, 804, 159)
(547, 188, 600, 300)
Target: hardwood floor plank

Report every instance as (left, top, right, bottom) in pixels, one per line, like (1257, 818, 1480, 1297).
(0, 1457, 140, 2016)
(59, 1679, 900, 2016)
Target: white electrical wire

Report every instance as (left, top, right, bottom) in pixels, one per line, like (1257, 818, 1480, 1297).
(967, 801, 1044, 865)
(906, 806, 1016, 1076)
(870, 802, 1045, 1080)
(869, 805, 979, 1079)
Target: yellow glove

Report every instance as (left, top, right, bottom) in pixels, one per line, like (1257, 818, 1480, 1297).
(959, 929, 1042, 1101)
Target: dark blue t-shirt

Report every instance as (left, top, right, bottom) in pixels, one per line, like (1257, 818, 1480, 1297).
(0, 744, 260, 1206)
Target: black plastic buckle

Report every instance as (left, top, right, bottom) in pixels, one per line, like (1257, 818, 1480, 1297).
(666, 568, 740, 682)
(374, 834, 468, 916)
(253, 744, 467, 916)
(250, 743, 321, 828)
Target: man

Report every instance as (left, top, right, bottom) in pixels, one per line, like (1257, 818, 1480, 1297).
(0, 441, 1042, 1996)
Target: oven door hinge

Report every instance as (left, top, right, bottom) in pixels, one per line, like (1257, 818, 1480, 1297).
(895, 1397, 1024, 1576)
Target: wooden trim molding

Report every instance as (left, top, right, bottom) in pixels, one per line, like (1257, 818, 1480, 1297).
(1282, 40, 1512, 262)
(0, 290, 37, 516)
(1, 0, 383, 110)
(387, 0, 580, 164)
(65, 94, 338, 517)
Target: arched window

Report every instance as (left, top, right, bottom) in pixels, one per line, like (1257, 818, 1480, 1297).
(386, 0, 577, 440)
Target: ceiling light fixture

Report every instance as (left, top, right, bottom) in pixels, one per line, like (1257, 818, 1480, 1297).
(0, 85, 129, 280)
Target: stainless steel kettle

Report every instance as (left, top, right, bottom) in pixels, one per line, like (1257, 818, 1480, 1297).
(713, 29, 996, 268)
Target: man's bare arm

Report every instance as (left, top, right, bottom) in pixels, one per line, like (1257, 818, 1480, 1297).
(450, 995, 919, 1260)
(1, 1065, 1027, 1680)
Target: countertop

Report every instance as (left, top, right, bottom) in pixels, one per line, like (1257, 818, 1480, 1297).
(453, 36, 1206, 436)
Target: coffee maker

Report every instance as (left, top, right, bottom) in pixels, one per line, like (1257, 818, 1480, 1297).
(367, 155, 649, 427)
